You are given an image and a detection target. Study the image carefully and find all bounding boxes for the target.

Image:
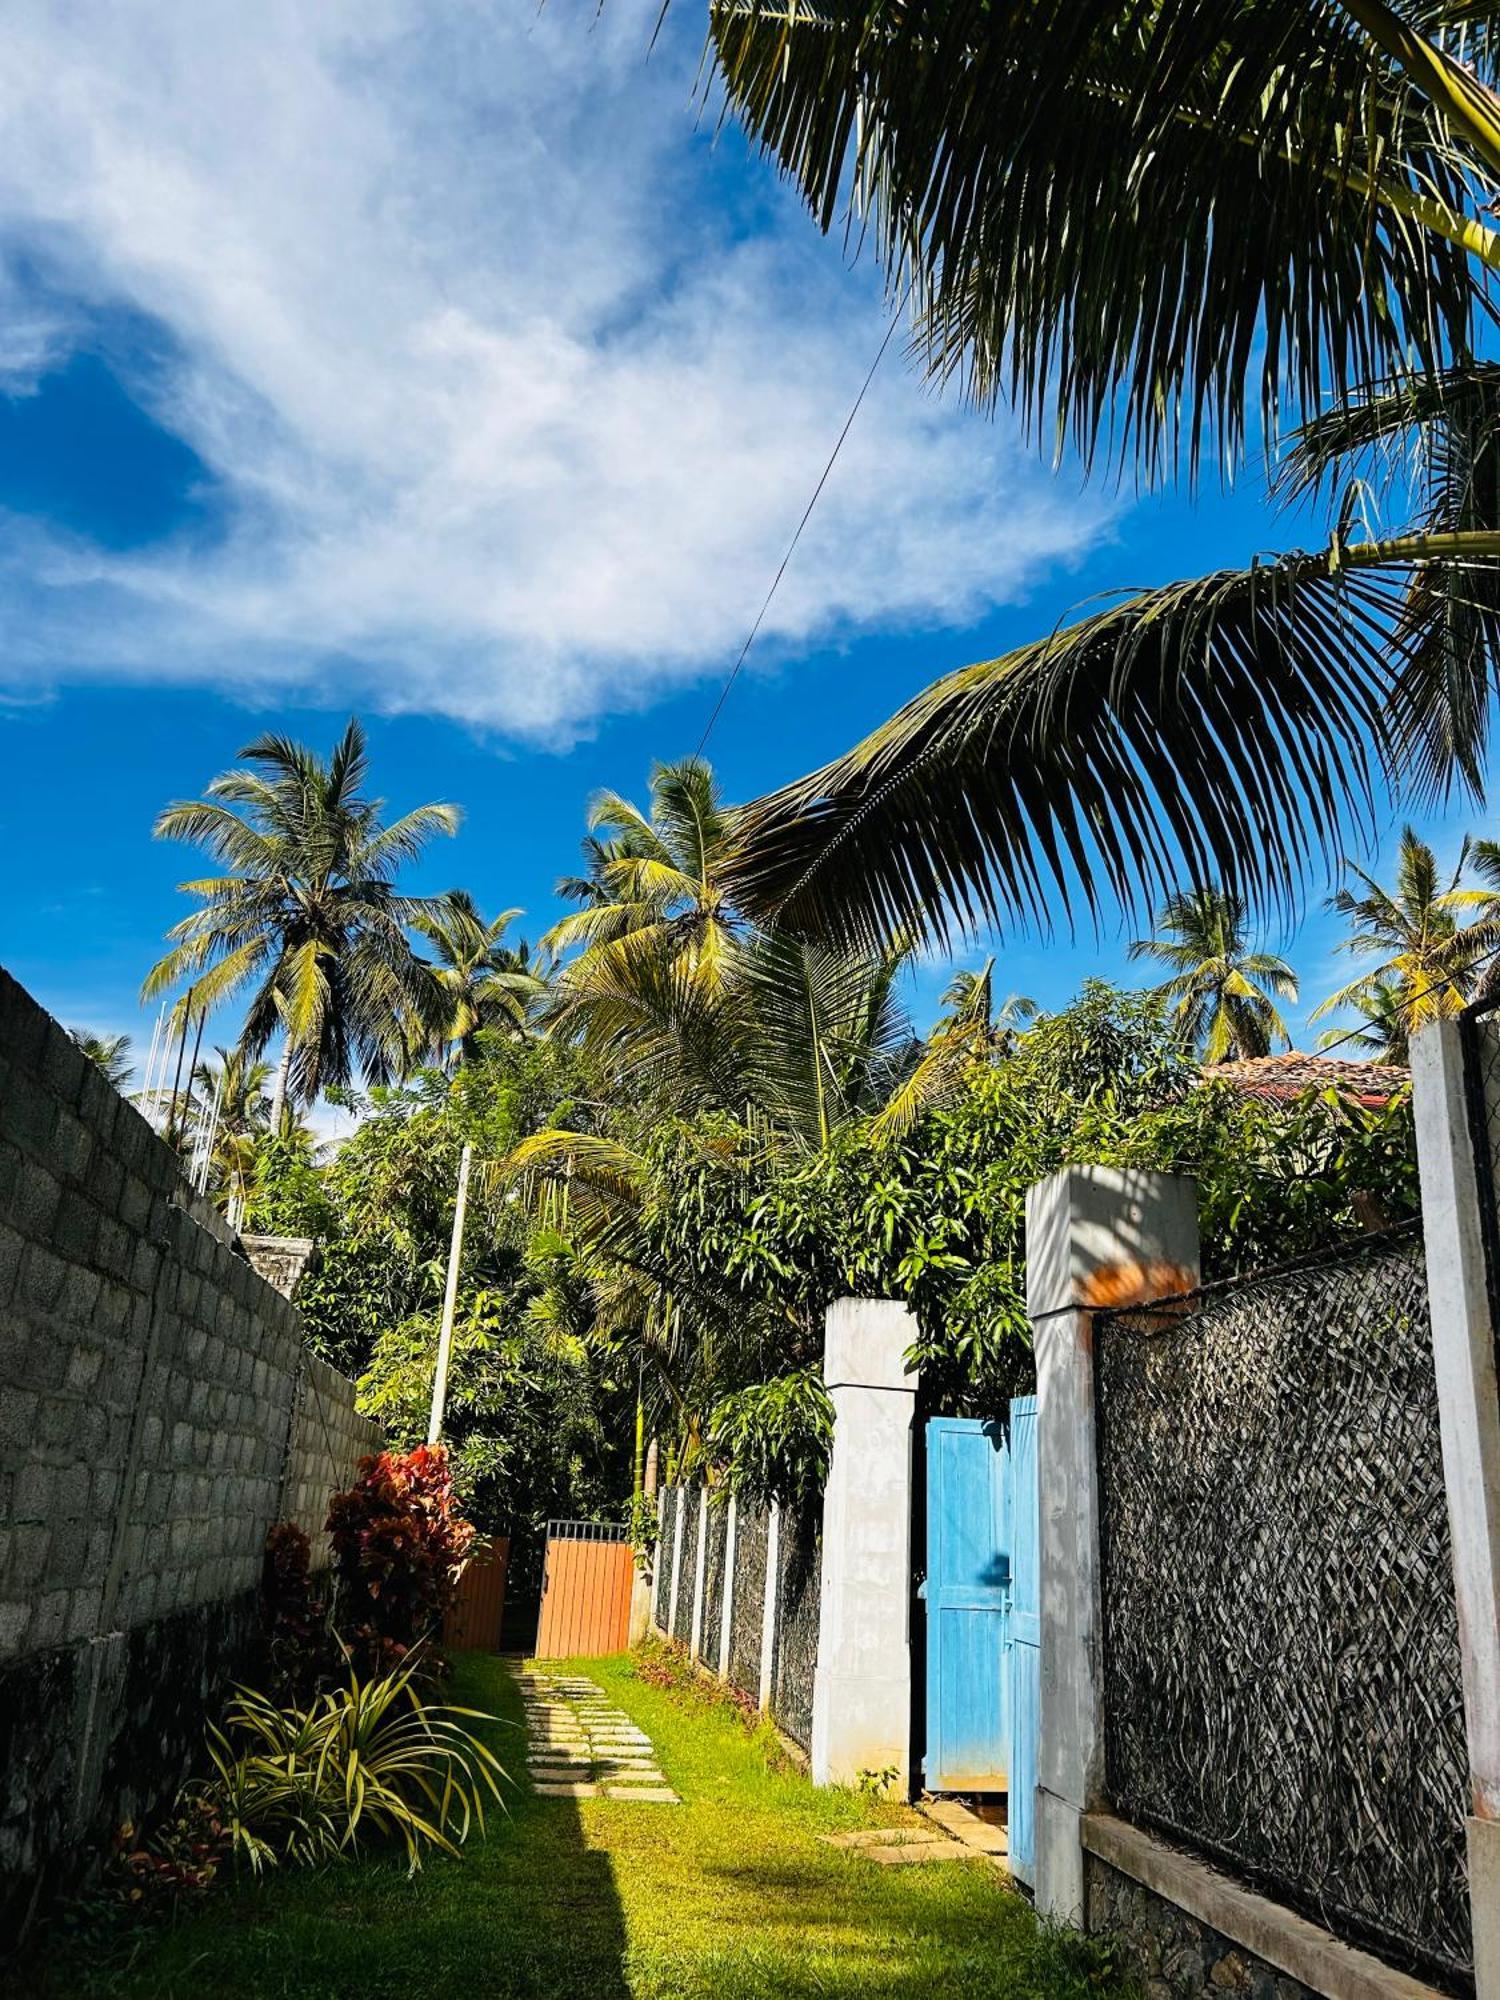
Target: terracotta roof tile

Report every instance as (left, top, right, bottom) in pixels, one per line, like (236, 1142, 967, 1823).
(1199, 1051, 1408, 1108)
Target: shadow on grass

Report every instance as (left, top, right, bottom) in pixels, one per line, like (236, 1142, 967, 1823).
(25, 1659, 633, 2000)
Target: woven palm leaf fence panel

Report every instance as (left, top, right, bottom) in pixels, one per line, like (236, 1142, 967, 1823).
(672, 1491, 700, 1649)
(651, 1497, 673, 1631)
(1094, 1226, 1471, 1986)
(771, 1500, 822, 1751)
(649, 1493, 820, 1747)
(727, 1502, 769, 1695)
(701, 1500, 728, 1663)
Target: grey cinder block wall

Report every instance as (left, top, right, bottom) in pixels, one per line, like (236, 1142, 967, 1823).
(0, 967, 379, 1934)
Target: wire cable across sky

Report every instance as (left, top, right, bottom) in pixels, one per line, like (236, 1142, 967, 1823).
(695, 296, 908, 757)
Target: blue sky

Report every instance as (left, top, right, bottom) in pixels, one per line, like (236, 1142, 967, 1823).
(0, 1, 1484, 1084)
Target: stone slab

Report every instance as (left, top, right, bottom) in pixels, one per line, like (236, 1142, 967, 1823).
(861, 1842, 981, 1865)
(919, 1799, 1010, 1856)
(819, 1828, 948, 1850)
(602, 1785, 679, 1802)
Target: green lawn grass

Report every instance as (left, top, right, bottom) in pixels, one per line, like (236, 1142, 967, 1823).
(36, 1651, 1130, 2000)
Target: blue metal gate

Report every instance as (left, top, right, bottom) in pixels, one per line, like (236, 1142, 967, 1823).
(924, 1419, 1010, 1792)
(923, 1401, 1039, 1884)
(1005, 1397, 1039, 1886)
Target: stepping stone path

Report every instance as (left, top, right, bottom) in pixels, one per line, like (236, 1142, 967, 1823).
(817, 1826, 985, 1866)
(515, 1667, 680, 1803)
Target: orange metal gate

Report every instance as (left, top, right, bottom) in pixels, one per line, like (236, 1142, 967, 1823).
(533, 1519, 634, 1658)
(444, 1535, 510, 1652)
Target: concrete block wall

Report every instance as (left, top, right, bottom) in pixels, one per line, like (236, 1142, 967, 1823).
(281, 1351, 381, 1570)
(0, 966, 374, 1928)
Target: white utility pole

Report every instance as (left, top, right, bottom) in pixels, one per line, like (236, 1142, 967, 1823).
(427, 1142, 474, 1446)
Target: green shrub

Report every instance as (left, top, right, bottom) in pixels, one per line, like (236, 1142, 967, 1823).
(197, 1651, 506, 1875)
(706, 1366, 832, 1508)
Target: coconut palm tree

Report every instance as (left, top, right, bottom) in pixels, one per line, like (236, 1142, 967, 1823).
(932, 964, 1037, 1052)
(69, 1029, 132, 1090)
(187, 1045, 275, 1216)
(414, 892, 548, 1065)
(1130, 888, 1298, 1063)
(1311, 826, 1500, 1043)
(680, 7, 1500, 944)
(544, 757, 744, 1075)
(739, 928, 916, 1147)
(143, 720, 459, 1128)
(546, 757, 738, 985)
(1315, 977, 1411, 1065)
(544, 755, 940, 1137)
(869, 959, 1037, 1141)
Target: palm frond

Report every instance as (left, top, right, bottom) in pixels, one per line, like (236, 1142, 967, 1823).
(736, 928, 913, 1146)
(1279, 363, 1500, 791)
(723, 547, 1411, 948)
(703, 0, 1490, 476)
(360, 804, 462, 875)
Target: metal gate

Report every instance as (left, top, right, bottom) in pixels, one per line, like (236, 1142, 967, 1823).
(1006, 1397, 1039, 1885)
(922, 1401, 1039, 1884)
(533, 1519, 634, 1658)
(444, 1534, 510, 1652)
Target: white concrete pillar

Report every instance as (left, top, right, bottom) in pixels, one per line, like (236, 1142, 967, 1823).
(689, 1486, 709, 1660)
(810, 1298, 919, 1789)
(718, 1494, 737, 1680)
(1025, 1167, 1199, 1923)
(759, 1500, 780, 1712)
(1412, 1018, 1500, 1998)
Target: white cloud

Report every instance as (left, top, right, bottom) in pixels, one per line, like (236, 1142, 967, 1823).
(0, 0, 1114, 738)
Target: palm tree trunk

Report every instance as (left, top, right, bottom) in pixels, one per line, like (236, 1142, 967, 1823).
(269, 1041, 293, 1138)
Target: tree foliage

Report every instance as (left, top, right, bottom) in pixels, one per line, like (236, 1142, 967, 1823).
(545, 984, 1419, 1478)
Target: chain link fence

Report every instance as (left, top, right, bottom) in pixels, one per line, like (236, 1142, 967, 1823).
(1094, 1226, 1471, 1984)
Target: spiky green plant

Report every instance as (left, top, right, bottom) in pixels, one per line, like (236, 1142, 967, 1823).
(198, 1652, 505, 1877)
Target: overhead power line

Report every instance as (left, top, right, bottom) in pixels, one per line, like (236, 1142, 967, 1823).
(695, 296, 908, 757)
(1308, 940, 1500, 1061)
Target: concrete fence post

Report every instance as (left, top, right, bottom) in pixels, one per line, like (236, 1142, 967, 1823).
(689, 1486, 709, 1660)
(1411, 1018, 1500, 1998)
(759, 1500, 780, 1712)
(718, 1494, 737, 1680)
(1025, 1168, 1200, 1923)
(809, 1297, 919, 1790)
